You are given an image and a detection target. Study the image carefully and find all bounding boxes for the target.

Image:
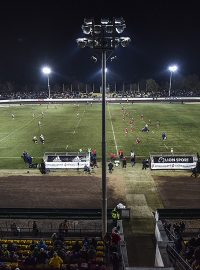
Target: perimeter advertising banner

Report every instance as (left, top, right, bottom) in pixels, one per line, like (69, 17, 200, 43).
(44, 152, 90, 170)
(150, 155, 197, 170)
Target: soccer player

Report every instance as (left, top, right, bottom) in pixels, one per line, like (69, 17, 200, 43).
(33, 136, 38, 144)
(40, 134, 45, 144)
(125, 128, 128, 136)
(162, 132, 167, 140)
(38, 121, 41, 127)
(32, 113, 35, 118)
(12, 113, 15, 119)
(136, 137, 141, 144)
(141, 114, 144, 120)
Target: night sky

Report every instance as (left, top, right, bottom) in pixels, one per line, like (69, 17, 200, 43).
(0, 0, 199, 85)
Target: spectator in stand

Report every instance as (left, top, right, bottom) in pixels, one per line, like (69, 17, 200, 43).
(179, 221, 186, 233)
(49, 252, 63, 270)
(37, 240, 47, 251)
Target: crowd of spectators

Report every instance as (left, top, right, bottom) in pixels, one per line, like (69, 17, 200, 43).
(0, 87, 200, 100)
(163, 220, 200, 270)
(0, 217, 123, 270)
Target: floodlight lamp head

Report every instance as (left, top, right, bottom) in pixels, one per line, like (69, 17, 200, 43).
(106, 25, 113, 34)
(76, 38, 87, 48)
(111, 38, 120, 48)
(168, 65, 178, 72)
(94, 25, 101, 34)
(82, 25, 91, 34)
(91, 56, 97, 62)
(84, 18, 93, 25)
(114, 17, 125, 25)
(116, 24, 126, 34)
(120, 37, 131, 47)
(42, 67, 51, 75)
(101, 18, 109, 24)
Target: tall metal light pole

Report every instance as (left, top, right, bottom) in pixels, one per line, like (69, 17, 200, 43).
(77, 18, 131, 237)
(42, 66, 51, 99)
(168, 65, 178, 97)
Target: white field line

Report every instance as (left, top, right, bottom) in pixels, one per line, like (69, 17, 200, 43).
(73, 109, 86, 134)
(108, 105, 118, 155)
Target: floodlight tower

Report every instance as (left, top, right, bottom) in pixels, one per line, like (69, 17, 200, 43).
(77, 18, 131, 236)
(168, 65, 178, 97)
(42, 66, 51, 99)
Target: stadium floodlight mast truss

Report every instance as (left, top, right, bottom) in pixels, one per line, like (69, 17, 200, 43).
(42, 66, 51, 99)
(168, 65, 178, 97)
(77, 17, 131, 236)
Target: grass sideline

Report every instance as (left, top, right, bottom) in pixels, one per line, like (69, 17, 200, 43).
(0, 103, 200, 169)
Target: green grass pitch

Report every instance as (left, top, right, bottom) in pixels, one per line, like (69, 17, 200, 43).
(0, 103, 199, 169)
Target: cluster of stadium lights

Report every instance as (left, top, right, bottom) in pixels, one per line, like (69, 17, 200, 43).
(76, 18, 131, 49)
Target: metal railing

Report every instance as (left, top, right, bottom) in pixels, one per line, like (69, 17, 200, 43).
(167, 244, 193, 270)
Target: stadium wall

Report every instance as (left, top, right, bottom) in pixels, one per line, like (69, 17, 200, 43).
(0, 97, 200, 105)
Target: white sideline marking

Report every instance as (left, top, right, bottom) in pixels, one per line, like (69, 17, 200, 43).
(108, 105, 118, 155)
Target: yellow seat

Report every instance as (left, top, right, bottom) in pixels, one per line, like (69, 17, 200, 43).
(96, 246, 104, 251)
(7, 240, 13, 244)
(25, 240, 32, 244)
(97, 240, 104, 245)
(19, 240, 26, 244)
(96, 257, 104, 262)
(13, 240, 20, 244)
(96, 251, 104, 257)
(65, 240, 71, 245)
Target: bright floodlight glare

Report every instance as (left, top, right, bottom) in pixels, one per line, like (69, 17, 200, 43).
(168, 65, 178, 72)
(101, 18, 109, 24)
(42, 67, 51, 75)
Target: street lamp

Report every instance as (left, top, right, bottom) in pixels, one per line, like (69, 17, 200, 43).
(77, 17, 131, 236)
(42, 66, 51, 99)
(168, 65, 178, 97)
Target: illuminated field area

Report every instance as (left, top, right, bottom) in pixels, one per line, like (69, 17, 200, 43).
(0, 103, 200, 169)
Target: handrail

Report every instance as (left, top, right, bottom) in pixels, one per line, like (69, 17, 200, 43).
(167, 244, 193, 270)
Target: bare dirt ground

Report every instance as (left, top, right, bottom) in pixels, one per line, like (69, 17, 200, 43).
(0, 171, 126, 209)
(153, 174, 200, 208)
